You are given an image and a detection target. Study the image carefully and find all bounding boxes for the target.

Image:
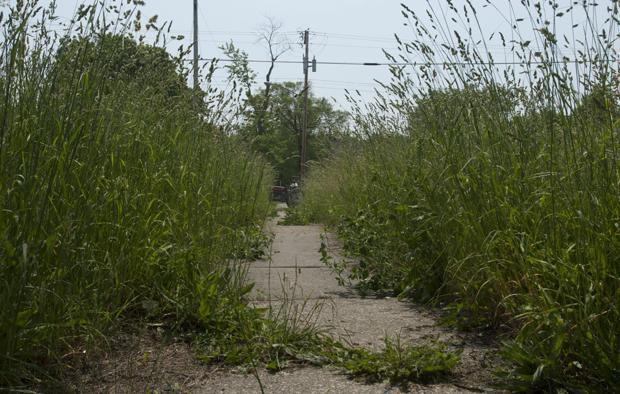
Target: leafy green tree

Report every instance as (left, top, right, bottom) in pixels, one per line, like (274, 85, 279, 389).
(241, 81, 349, 184)
(54, 33, 190, 99)
(216, 35, 349, 184)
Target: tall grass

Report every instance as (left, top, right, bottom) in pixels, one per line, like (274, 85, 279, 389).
(0, 0, 272, 386)
(299, 0, 619, 390)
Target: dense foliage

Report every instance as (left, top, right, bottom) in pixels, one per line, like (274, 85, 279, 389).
(240, 82, 350, 185)
(297, 1, 620, 391)
(0, 1, 272, 385)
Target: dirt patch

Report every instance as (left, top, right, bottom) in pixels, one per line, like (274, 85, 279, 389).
(61, 327, 212, 393)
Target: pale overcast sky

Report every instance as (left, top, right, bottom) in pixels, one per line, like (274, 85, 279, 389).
(27, 1, 619, 109)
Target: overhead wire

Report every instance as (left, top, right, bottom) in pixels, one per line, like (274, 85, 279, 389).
(191, 58, 600, 66)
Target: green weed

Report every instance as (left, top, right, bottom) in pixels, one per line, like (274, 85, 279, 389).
(331, 337, 459, 384)
(278, 207, 312, 225)
(197, 301, 459, 384)
(195, 270, 458, 384)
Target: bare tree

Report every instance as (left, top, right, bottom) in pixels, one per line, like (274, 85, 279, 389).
(255, 17, 291, 133)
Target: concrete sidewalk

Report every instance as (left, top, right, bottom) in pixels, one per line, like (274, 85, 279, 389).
(246, 205, 344, 302)
(206, 203, 503, 393)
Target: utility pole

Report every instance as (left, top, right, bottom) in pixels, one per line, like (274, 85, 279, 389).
(193, 0, 199, 93)
(300, 29, 310, 180)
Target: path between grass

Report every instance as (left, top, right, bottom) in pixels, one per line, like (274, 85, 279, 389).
(203, 204, 502, 393)
(70, 204, 502, 393)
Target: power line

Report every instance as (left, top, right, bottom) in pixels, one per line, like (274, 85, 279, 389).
(307, 31, 396, 43)
(208, 79, 376, 88)
(192, 58, 601, 67)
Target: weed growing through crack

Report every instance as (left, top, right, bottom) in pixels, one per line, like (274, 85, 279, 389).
(329, 336, 459, 384)
(277, 206, 312, 225)
(196, 300, 459, 384)
(196, 252, 459, 384)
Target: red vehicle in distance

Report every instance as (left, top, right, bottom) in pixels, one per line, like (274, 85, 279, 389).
(271, 180, 300, 205)
(271, 185, 288, 202)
